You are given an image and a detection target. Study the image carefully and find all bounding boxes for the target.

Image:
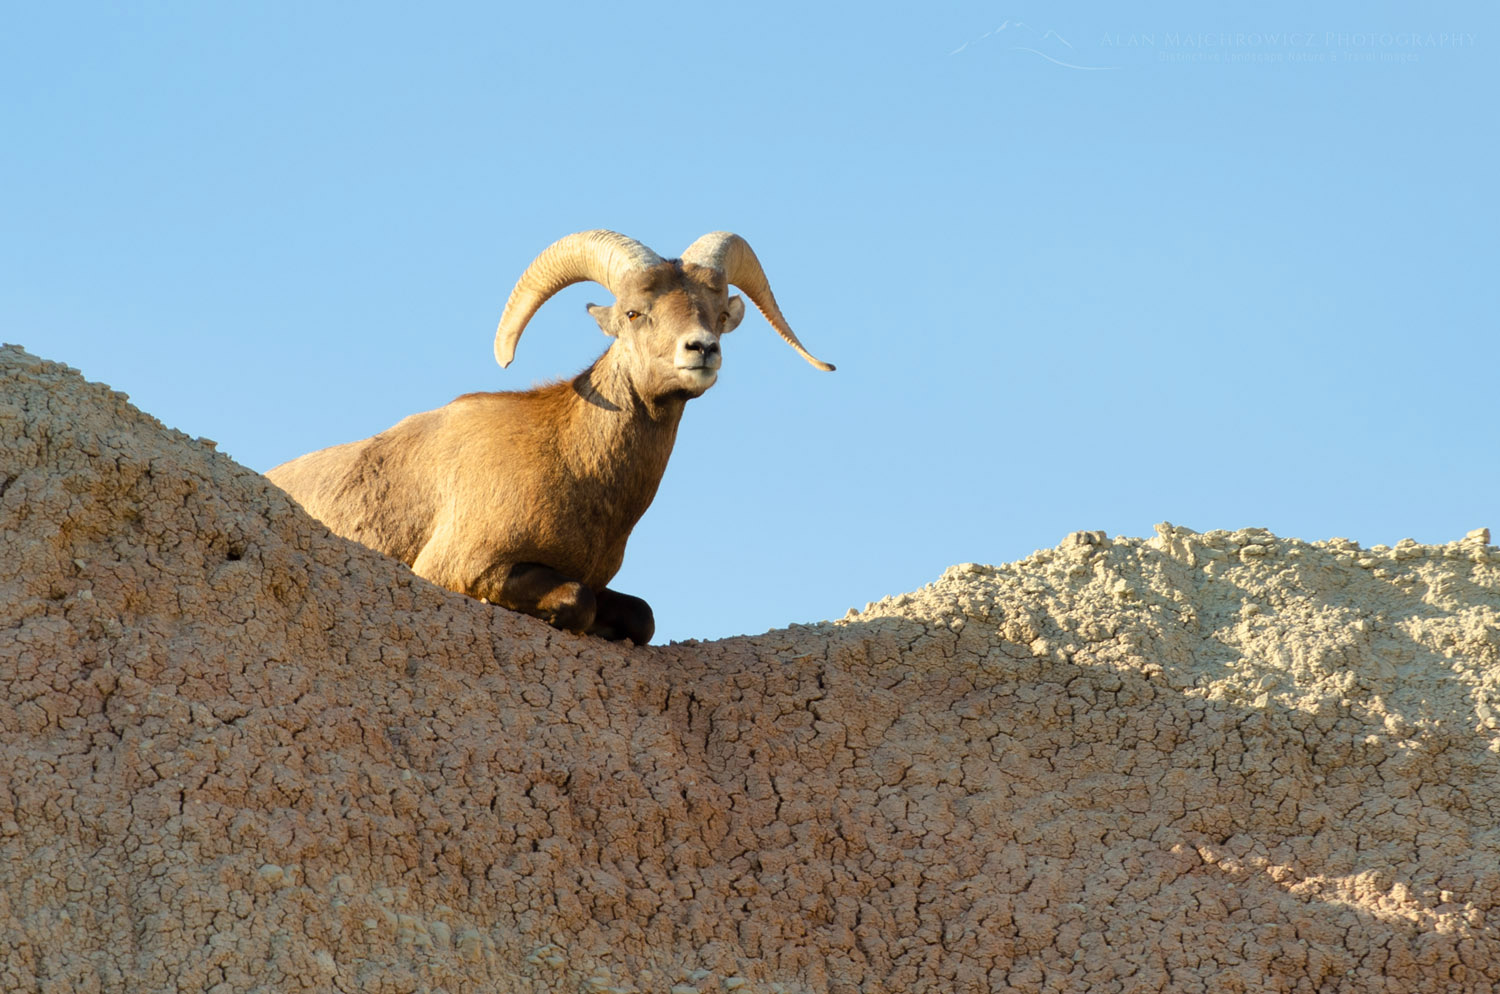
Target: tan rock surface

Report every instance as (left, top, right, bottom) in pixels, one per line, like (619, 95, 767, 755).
(3, 343, 1498, 993)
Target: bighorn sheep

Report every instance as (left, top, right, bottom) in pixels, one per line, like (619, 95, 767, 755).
(266, 230, 833, 643)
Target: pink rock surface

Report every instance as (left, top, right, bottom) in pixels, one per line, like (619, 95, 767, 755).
(2, 345, 1497, 993)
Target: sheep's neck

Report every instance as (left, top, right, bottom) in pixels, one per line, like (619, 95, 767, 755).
(564, 350, 685, 499)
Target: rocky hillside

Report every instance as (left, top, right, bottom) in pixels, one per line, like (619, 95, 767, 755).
(2, 344, 1498, 993)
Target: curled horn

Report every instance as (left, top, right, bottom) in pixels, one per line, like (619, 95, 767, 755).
(494, 230, 663, 368)
(679, 232, 835, 372)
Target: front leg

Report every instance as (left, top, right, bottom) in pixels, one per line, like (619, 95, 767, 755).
(489, 562, 599, 635)
(486, 564, 653, 643)
(589, 588, 655, 644)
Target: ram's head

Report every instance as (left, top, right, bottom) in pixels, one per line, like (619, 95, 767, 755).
(493, 230, 833, 403)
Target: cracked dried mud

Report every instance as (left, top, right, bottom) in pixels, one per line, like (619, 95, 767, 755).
(2, 345, 1498, 992)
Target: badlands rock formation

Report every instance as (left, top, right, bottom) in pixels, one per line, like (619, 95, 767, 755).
(2, 343, 1498, 993)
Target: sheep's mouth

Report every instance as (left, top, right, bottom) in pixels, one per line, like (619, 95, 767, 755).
(674, 366, 719, 393)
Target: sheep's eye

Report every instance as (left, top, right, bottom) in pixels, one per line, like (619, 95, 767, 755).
(718, 312, 729, 326)
(625, 310, 641, 321)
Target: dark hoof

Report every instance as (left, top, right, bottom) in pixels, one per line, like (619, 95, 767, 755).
(589, 589, 655, 644)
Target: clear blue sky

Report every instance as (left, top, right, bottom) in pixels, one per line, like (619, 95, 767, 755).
(6, 2, 1495, 642)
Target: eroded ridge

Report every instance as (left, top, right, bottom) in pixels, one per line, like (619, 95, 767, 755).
(3, 345, 1498, 993)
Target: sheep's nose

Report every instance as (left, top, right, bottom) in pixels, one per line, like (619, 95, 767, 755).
(683, 338, 719, 356)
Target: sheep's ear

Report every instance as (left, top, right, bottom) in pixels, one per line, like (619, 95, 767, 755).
(723, 295, 746, 334)
(587, 303, 618, 337)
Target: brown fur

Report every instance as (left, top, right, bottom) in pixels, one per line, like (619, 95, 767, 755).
(265, 260, 741, 642)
